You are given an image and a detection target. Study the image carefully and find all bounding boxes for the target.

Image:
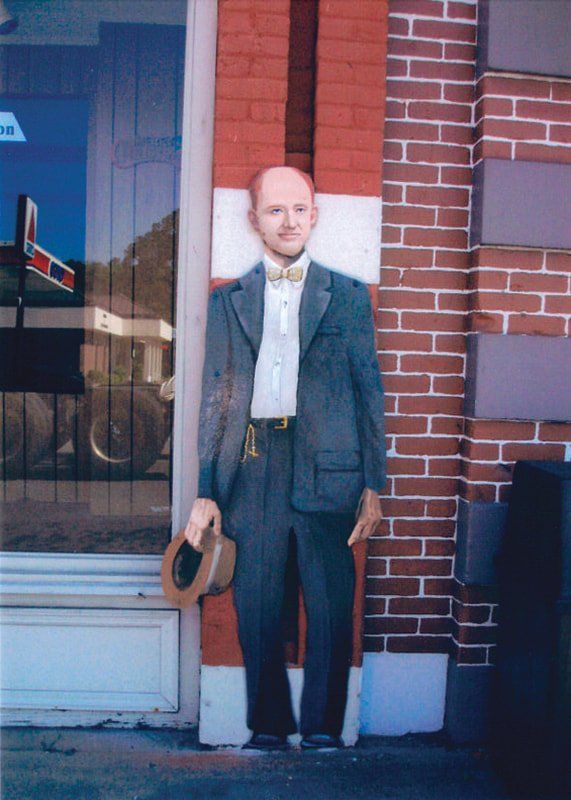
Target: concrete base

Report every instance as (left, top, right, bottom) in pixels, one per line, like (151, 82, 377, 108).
(199, 665, 362, 746)
(360, 653, 448, 735)
(444, 659, 495, 744)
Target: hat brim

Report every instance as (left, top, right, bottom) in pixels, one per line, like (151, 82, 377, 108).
(161, 528, 236, 608)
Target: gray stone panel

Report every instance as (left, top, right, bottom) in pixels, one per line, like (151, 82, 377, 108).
(444, 659, 495, 744)
(455, 499, 508, 586)
(477, 0, 571, 78)
(465, 333, 571, 422)
(470, 158, 571, 250)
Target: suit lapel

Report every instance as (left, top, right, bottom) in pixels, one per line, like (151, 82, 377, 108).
(299, 261, 332, 363)
(230, 263, 265, 356)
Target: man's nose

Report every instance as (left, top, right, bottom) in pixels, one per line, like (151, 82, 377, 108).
(283, 210, 297, 228)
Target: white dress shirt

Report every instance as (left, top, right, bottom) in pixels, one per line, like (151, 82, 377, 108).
(249, 250, 310, 418)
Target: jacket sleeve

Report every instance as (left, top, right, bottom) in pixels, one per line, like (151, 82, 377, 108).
(347, 281, 387, 493)
(197, 289, 231, 500)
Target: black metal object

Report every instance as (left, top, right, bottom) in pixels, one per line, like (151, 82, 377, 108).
(493, 461, 571, 797)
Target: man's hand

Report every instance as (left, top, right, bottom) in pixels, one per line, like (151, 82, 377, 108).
(347, 488, 382, 547)
(185, 498, 222, 552)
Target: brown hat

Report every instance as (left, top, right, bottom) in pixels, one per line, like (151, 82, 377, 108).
(161, 527, 236, 608)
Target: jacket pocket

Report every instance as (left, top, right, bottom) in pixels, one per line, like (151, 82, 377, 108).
(315, 450, 363, 508)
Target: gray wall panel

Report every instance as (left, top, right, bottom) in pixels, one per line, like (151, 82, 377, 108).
(477, 0, 571, 78)
(465, 333, 571, 422)
(455, 499, 508, 586)
(470, 159, 571, 250)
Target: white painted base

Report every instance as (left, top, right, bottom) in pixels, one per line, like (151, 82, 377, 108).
(211, 188, 382, 284)
(359, 652, 448, 735)
(199, 665, 362, 746)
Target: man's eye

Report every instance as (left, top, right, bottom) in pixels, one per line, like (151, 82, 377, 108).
(270, 208, 282, 215)
(295, 208, 306, 214)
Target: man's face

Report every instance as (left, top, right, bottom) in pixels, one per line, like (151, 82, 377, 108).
(248, 167, 317, 262)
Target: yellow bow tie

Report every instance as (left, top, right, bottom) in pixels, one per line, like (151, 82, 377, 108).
(266, 265, 304, 283)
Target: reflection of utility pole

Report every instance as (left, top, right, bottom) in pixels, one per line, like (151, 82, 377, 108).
(12, 195, 34, 385)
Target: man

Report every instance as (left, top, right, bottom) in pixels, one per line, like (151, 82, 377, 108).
(185, 166, 386, 750)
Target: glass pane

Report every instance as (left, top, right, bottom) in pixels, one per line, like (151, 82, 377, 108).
(0, 0, 188, 554)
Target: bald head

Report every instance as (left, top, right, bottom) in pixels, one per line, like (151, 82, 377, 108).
(247, 166, 318, 267)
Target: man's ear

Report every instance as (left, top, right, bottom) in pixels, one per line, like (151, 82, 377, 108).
(248, 207, 259, 231)
(310, 205, 318, 227)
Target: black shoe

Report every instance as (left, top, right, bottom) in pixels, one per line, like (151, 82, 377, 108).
(243, 732, 289, 751)
(300, 733, 343, 750)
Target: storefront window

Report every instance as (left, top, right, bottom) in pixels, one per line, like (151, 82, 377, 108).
(0, 0, 188, 553)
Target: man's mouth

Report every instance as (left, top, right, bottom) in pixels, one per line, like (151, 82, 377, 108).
(279, 233, 299, 239)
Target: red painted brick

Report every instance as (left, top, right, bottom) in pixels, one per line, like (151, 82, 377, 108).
(385, 416, 429, 435)
(389, 597, 450, 616)
(366, 577, 421, 596)
(400, 354, 464, 374)
(479, 75, 550, 99)
(516, 99, 571, 123)
(384, 120, 440, 142)
(420, 618, 452, 634)
(408, 101, 471, 123)
(406, 185, 469, 206)
(387, 636, 450, 654)
(388, 38, 443, 60)
(399, 396, 464, 416)
(426, 499, 457, 517)
(384, 162, 440, 184)
(479, 119, 547, 141)
(501, 443, 566, 462)
(380, 498, 426, 517)
(444, 42, 476, 62)
(507, 315, 566, 337)
(366, 617, 418, 635)
(390, 558, 452, 577)
(515, 143, 571, 164)
(387, 456, 427, 475)
(394, 477, 458, 497)
(412, 19, 475, 43)
(425, 539, 455, 557)
(397, 437, 459, 456)
(538, 423, 571, 443)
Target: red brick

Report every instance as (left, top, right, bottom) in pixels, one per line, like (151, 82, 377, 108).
(385, 416, 429, 435)
(369, 538, 423, 557)
(393, 519, 456, 538)
(365, 597, 386, 615)
(380, 498, 426, 517)
(406, 185, 469, 206)
(385, 99, 407, 119)
(382, 225, 403, 244)
(437, 208, 469, 227)
(380, 289, 436, 310)
(468, 311, 504, 334)
(383, 141, 404, 160)
(480, 119, 547, 141)
(384, 120, 440, 142)
(444, 42, 476, 62)
(408, 142, 471, 167)
(401, 311, 465, 332)
(387, 636, 450, 653)
(425, 539, 455, 556)
(440, 125, 473, 145)
(412, 19, 475, 43)
(390, 558, 452, 577)
(546, 252, 571, 273)
(440, 166, 472, 186)
(366, 617, 418, 635)
(507, 315, 566, 337)
(509, 272, 568, 294)
(435, 250, 471, 269)
(426, 499, 457, 517)
(479, 75, 550, 99)
(320, 0, 386, 22)
(443, 84, 475, 104)
(383, 205, 436, 226)
(410, 59, 473, 82)
(431, 418, 463, 435)
(384, 374, 432, 394)
(447, 1, 476, 20)
(551, 125, 571, 144)
(318, 15, 389, 43)
(408, 101, 471, 123)
(474, 292, 541, 313)
(453, 623, 497, 646)
(399, 396, 464, 416)
(217, 76, 288, 101)
(434, 334, 466, 354)
(390, 0, 445, 15)
(466, 419, 535, 442)
(401, 269, 466, 290)
(462, 461, 512, 484)
(501, 443, 566, 462)
(380, 248, 435, 269)
(475, 97, 514, 120)
(420, 618, 451, 634)
(367, 559, 388, 576)
(382, 183, 403, 202)
(366, 577, 421, 596)
(516, 99, 571, 123)
(387, 456, 427, 476)
(473, 140, 512, 162)
(403, 228, 467, 248)
(469, 270, 508, 290)
(397, 437, 459, 456)
(538, 423, 571, 443)
(429, 458, 460, 477)
(460, 440, 500, 461)
(383, 162, 440, 183)
(454, 583, 498, 605)
(460, 482, 497, 503)
(363, 636, 386, 652)
(387, 79, 441, 100)
(515, 143, 571, 164)
(474, 248, 544, 271)
(388, 17, 409, 37)
(388, 38, 443, 60)
(400, 354, 464, 374)
(394, 477, 458, 497)
(433, 376, 464, 395)
(452, 601, 492, 625)
(389, 597, 450, 616)
(424, 578, 455, 596)
(551, 82, 571, 102)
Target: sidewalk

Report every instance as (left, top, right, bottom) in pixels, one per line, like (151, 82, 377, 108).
(0, 727, 530, 800)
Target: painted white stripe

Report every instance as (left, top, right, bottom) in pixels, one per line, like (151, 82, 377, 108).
(211, 188, 382, 284)
(360, 652, 448, 735)
(199, 665, 362, 746)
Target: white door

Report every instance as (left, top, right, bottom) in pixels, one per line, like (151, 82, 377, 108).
(0, 0, 217, 727)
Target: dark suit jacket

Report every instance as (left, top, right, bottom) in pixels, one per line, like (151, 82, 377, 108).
(197, 260, 386, 514)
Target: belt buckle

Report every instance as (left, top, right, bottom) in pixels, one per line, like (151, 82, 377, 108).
(274, 416, 288, 430)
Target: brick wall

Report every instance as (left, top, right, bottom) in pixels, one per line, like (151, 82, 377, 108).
(367, 0, 478, 654)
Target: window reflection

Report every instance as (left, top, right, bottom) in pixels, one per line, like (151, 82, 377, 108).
(0, 1, 187, 554)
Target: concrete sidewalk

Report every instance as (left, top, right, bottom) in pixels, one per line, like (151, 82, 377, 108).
(0, 727, 546, 800)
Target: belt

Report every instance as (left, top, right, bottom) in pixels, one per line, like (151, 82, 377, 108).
(250, 416, 296, 430)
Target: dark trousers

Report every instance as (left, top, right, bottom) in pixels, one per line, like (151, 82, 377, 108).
(223, 421, 355, 737)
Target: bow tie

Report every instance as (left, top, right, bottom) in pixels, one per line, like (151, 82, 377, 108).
(266, 265, 304, 283)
